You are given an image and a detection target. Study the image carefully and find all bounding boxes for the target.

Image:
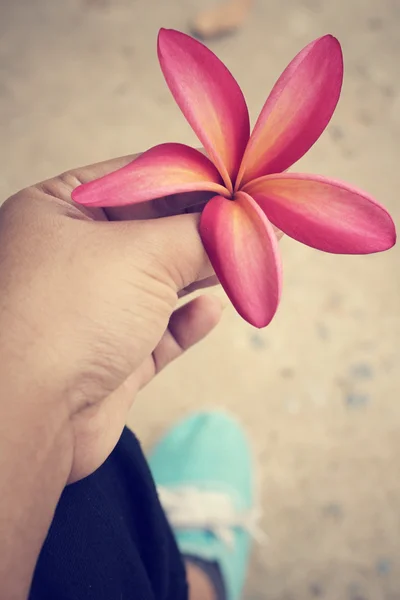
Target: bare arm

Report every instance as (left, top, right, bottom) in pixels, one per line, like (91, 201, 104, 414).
(0, 157, 222, 599)
(0, 377, 71, 599)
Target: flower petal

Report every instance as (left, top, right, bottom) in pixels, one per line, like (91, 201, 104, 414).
(158, 28, 250, 190)
(236, 35, 343, 188)
(72, 143, 228, 207)
(200, 191, 282, 327)
(245, 173, 396, 254)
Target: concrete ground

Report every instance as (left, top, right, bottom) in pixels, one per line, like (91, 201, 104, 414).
(1, 0, 399, 598)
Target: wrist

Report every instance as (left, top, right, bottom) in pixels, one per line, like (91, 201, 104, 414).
(0, 360, 73, 599)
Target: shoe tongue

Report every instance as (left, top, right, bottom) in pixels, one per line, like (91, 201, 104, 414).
(158, 485, 260, 600)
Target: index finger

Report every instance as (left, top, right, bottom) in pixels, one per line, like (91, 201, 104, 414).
(43, 153, 213, 221)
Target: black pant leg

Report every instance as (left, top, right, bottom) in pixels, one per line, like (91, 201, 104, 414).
(29, 427, 188, 600)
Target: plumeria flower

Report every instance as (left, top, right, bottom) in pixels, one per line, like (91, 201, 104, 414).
(72, 29, 396, 328)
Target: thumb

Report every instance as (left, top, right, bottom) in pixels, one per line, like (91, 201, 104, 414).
(40, 155, 214, 292)
(113, 212, 215, 292)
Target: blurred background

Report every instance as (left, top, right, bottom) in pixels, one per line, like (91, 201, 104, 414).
(0, 0, 399, 598)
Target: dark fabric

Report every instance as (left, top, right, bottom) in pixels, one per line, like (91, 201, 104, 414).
(29, 427, 188, 600)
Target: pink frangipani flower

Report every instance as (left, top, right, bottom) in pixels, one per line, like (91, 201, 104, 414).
(72, 29, 396, 328)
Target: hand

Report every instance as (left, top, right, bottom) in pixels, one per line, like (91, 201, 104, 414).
(0, 155, 223, 483)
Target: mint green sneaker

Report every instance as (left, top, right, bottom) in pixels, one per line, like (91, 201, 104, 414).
(148, 411, 259, 600)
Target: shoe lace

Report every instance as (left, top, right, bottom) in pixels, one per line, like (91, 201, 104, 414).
(157, 485, 266, 549)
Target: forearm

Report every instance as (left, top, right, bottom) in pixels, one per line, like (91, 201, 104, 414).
(0, 373, 72, 600)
